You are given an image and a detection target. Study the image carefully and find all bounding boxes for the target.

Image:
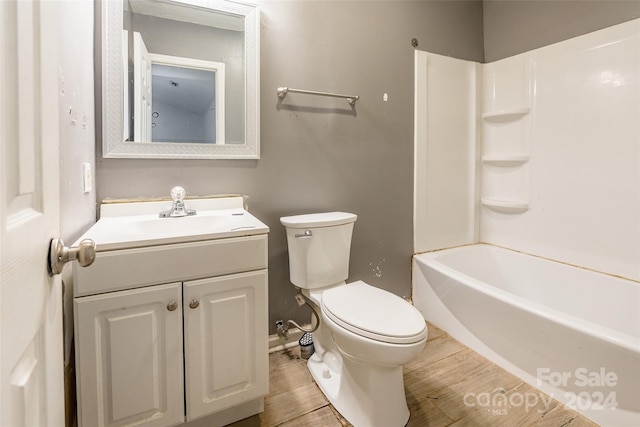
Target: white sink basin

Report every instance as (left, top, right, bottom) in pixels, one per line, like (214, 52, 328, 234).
(123, 214, 234, 236)
(75, 197, 269, 251)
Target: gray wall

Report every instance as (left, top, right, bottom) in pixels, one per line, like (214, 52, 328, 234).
(60, 3, 96, 245)
(484, 0, 640, 61)
(59, 2, 96, 424)
(96, 1, 485, 333)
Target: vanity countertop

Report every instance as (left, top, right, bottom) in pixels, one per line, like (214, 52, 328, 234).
(75, 196, 269, 251)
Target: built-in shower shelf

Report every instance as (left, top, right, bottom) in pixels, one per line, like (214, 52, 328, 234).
(481, 154, 530, 166)
(481, 198, 529, 213)
(482, 107, 530, 123)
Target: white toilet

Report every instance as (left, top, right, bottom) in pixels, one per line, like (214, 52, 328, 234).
(280, 212, 427, 427)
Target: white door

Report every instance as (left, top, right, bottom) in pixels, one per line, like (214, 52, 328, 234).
(133, 31, 152, 142)
(0, 1, 64, 426)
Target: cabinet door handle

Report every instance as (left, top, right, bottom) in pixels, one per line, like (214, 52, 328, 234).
(167, 301, 178, 311)
(189, 300, 200, 309)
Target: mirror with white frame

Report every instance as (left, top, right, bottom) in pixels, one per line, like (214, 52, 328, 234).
(101, 0, 259, 159)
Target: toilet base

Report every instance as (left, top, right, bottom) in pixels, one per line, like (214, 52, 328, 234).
(307, 351, 410, 427)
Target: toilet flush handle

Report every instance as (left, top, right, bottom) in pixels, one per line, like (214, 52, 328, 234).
(294, 230, 313, 238)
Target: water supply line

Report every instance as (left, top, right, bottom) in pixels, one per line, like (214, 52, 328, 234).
(276, 289, 320, 341)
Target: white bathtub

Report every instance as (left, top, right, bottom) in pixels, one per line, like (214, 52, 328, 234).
(412, 244, 640, 427)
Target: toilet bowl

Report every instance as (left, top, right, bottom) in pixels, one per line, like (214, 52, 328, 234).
(280, 212, 428, 427)
(321, 281, 427, 366)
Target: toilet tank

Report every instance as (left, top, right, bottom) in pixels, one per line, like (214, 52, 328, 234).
(280, 212, 357, 289)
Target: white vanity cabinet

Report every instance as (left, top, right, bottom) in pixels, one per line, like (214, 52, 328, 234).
(74, 213, 269, 427)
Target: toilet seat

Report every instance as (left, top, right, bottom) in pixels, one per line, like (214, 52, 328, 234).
(321, 281, 427, 344)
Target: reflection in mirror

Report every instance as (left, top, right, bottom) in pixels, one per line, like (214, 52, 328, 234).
(133, 49, 226, 144)
(151, 62, 222, 144)
(102, 0, 259, 159)
(125, 2, 237, 144)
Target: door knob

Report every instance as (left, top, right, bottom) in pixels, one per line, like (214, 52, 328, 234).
(47, 238, 96, 276)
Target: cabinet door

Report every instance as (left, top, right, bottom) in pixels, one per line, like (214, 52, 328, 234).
(74, 283, 184, 427)
(184, 270, 268, 420)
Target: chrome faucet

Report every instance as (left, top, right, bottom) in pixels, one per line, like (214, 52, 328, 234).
(159, 186, 197, 218)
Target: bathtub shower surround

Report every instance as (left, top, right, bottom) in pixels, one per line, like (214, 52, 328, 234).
(413, 19, 640, 426)
(413, 52, 480, 253)
(414, 19, 639, 282)
(479, 21, 639, 282)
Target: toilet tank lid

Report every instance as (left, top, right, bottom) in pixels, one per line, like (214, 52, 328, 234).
(280, 212, 357, 228)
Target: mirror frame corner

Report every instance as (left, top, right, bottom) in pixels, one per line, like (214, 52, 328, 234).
(101, 0, 260, 160)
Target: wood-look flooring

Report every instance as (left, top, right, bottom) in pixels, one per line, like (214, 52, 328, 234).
(229, 323, 599, 427)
